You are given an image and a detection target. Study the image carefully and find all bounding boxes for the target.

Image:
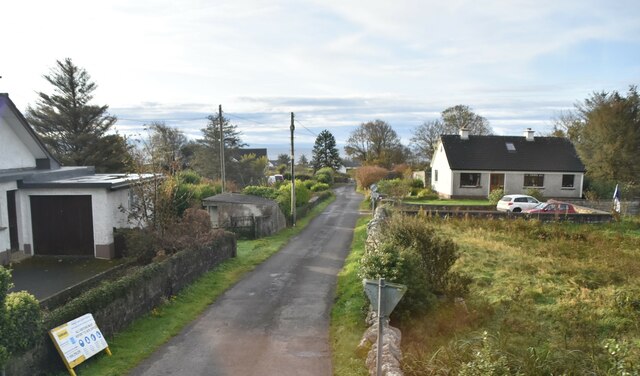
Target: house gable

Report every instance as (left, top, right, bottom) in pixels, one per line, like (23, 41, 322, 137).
(0, 93, 60, 171)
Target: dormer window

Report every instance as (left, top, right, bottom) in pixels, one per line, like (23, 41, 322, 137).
(506, 142, 516, 152)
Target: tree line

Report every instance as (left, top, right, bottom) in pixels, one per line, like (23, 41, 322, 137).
(26, 58, 639, 195)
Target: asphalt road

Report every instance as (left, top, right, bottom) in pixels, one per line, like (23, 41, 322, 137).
(129, 185, 363, 376)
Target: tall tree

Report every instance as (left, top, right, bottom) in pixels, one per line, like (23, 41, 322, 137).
(276, 153, 291, 166)
(297, 154, 309, 169)
(147, 122, 188, 174)
(344, 120, 406, 168)
(311, 130, 342, 171)
(571, 86, 640, 183)
(411, 105, 492, 164)
(26, 58, 131, 172)
(192, 115, 246, 180)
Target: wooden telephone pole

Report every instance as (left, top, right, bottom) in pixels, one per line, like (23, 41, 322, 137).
(290, 112, 296, 226)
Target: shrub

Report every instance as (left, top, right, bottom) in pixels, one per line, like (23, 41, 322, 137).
(302, 180, 315, 190)
(311, 183, 330, 192)
(410, 178, 425, 189)
(3, 292, 43, 354)
(243, 185, 279, 199)
(417, 188, 439, 200)
(0, 267, 43, 369)
(296, 173, 313, 181)
(177, 170, 202, 184)
(315, 173, 333, 185)
(355, 166, 388, 190)
(277, 180, 311, 218)
(488, 188, 504, 205)
(525, 188, 544, 201)
(377, 179, 411, 201)
(316, 167, 335, 178)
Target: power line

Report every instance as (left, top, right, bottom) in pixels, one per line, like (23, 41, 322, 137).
(294, 119, 317, 137)
(223, 111, 270, 126)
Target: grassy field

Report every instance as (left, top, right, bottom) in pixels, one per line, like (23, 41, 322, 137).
(68, 195, 335, 376)
(331, 215, 370, 376)
(399, 216, 640, 375)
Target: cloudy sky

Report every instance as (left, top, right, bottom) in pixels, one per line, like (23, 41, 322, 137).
(2, 0, 639, 158)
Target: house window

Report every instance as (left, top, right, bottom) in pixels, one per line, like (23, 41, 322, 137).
(460, 173, 481, 187)
(523, 174, 544, 187)
(434, 170, 438, 182)
(562, 174, 575, 188)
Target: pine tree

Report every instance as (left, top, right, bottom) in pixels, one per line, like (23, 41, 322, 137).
(192, 114, 246, 180)
(26, 58, 131, 172)
(311, 130, 342, 172)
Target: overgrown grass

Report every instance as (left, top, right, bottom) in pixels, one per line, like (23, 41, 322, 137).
(68, 194, 335, 376)
(400, 216, 640, 375)
(331, 215, 370, 376)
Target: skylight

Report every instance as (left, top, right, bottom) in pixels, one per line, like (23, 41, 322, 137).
(506, 142, 516, 152)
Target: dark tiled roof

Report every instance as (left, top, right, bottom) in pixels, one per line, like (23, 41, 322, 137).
(235, 148, 268, 159)
(441, 135, 586, 172)
(202, 193, 276, 205)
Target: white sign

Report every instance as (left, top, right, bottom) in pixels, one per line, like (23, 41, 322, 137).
(49, 313, 109, 369)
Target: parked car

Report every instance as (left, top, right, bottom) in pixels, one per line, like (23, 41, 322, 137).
(525, 200, 578, 214)
(267, 174, 284, 185)
(496, 194, 541, 212)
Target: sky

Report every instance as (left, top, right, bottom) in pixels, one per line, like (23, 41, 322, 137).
(2, 0, 639, 159)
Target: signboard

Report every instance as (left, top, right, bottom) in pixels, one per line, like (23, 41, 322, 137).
(363, 279, 407, 317)
(49, 313, 111, 375)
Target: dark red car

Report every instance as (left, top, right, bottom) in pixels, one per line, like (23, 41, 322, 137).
(525, 200, 577, 214)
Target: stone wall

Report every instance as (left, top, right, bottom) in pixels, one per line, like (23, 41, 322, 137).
(6, 234, 236, 376)
(359, 207, 404, 376)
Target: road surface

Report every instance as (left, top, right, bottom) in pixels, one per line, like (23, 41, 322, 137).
(129, 185, 362, 376)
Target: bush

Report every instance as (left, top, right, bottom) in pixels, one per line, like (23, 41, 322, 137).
(525, 188, 544, 201)
(488, 188, 504, 205)
(355, 166, 388, 190)
(315, 173, 333, 185)
(316, 167, 335, 178)
(296, 173, 313, 181)
(177, 170, 202, 184)
(417, 188, 439, 200)
(410, 178, 425, 189)
(277, 180, 311, 218)
(0, 267, 43, 369)
(377, 179, 411, 201)
(360, 213, 470, 316)
(243, 185, 279, 199)
(302, 180, 315, 190)
(311, 183, 330, 192)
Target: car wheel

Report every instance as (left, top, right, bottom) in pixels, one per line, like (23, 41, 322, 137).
(512, 208, 522, 213)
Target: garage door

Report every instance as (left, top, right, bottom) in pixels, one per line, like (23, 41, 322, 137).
(30, 195, 94, 256)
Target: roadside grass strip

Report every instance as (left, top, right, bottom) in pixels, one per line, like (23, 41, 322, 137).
(330, 215, 370, 376)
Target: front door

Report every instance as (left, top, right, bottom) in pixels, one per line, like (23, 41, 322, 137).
(7, 190, 18, 251)
(490, 174, 505, 193)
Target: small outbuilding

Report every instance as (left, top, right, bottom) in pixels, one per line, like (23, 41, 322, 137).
(202, 193, 286, 238)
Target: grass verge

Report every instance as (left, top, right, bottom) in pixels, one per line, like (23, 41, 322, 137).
(331, 215, 371, 376)
(402, 198, 492, 206)
(69, 194, 335, 376)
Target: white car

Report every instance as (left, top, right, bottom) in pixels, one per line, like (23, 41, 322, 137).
(496, 194, 541, 212)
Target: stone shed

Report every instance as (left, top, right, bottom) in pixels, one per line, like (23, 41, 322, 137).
(202, 193, 286, 238)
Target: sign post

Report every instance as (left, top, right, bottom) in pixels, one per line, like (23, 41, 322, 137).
(49, 313, 111, 376)
(363, 278, 407, 376)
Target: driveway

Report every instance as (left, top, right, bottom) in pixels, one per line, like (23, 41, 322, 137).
(8, 256, 124, 300)
(129, 185, 363, 376)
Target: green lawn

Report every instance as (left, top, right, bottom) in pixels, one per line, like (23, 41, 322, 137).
(68, 195, 335, 376)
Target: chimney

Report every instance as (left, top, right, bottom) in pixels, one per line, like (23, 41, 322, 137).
(524, 128, 535, 141)
(459, 128, 469, 140)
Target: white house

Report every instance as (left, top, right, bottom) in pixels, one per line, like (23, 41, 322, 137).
(430, 129, 586, 199)
(0, 93, 151, 264)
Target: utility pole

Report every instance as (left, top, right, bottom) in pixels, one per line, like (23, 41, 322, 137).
(219, 104, 225, 193)
(290, 112, 296, 226)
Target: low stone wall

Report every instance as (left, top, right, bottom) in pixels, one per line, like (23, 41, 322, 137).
(360, 207, 404, 376)
(6, 234, 236, 376)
